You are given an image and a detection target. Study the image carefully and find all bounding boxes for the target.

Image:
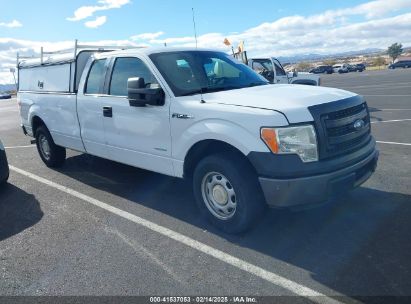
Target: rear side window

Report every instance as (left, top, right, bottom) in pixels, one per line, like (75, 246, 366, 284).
(109, 57, 158, 96)
(85, 59, 106, 94)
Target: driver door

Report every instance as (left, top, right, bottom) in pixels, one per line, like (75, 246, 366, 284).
(272, 59, 289, 84)
(100, 56, 173, 176)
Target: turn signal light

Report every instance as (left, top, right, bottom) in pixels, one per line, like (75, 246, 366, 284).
(260, 128, 279, 153)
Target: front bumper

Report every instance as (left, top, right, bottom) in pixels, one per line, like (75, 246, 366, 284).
(258, 149, 379, 208)
(0, 148, 9, 183)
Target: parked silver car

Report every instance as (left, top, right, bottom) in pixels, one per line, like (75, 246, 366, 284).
(0, 140, 9, 184)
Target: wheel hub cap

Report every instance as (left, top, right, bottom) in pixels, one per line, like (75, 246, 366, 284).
(212, 185, 228, 205)
(201, 172, 237, 220)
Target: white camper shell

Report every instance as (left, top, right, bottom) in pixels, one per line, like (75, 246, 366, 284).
(17, 40, 141, 93)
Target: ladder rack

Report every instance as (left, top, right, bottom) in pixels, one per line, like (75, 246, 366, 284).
(17, 39, 143, 66)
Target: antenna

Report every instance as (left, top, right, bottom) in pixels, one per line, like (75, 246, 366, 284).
(192, 8, 198, 48)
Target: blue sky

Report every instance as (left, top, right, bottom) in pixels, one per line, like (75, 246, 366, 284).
(1, 0, 411, 83)
(1, 0, 372, 41)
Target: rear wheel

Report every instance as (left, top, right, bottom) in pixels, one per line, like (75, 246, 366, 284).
(35, 125, 66, 167)
(193, 153, 266, 234)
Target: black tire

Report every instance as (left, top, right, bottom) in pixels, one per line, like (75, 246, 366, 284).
(193, 153, 266, 234)
(0, 173, 8, 185)
(35, 125, 66, 167)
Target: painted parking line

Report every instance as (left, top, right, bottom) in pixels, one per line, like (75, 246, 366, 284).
(377, 109, 411, 111)
(376, 141, 411, 146)
(9, 165, 341, 303)
(363, 95, 411, 97)
(5, 145, 36, 149)
(371, 119, 411, 124)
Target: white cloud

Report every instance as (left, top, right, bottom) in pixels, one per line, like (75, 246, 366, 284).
(0, 20, 22, 28)
(333, 0, 411, 19)
(85, 16, 107, 28)
(130, 32, 165, 41)
(67, 0, 130, 21)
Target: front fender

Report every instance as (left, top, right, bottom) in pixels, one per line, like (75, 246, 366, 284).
(173, 118, 270, 161)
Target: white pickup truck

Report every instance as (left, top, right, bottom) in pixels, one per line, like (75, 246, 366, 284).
(247, 58, 321, 86)
(18, 44, 378, 233)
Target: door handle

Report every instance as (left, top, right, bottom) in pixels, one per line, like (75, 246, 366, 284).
(103, 106, 112, 117)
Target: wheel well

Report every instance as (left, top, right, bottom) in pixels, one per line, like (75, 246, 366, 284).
(183, 140, 254, 179)
(31, 116, 46, 135)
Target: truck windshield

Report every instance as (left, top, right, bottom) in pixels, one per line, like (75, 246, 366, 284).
(149, 51, 268, 97)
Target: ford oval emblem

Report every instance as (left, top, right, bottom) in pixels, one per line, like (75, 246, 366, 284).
(353, 119, 365, 130)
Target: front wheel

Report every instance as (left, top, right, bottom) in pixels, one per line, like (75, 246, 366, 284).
(35, 125, 66, 167)
(193, 153, 266, 234)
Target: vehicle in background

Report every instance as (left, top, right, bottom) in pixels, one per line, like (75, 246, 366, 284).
(309, 65, 334, 74)
(333, 63, 349, 73)
(247, 58, 320, 86)
(0, 93, 12, 99)
(354, 63, 366, 72)
(388, 60, 411, 69)
(347, 64, 366, 72)
(0, 140, 9, 185)
(17, 42, 379, 233)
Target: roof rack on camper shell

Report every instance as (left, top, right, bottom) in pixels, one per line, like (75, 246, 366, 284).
(17, 39, 143, 68)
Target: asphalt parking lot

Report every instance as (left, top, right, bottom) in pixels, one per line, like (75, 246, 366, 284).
(0, 69, 410, 301)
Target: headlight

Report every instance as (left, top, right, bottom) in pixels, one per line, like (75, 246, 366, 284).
(261, 125, 318, 162)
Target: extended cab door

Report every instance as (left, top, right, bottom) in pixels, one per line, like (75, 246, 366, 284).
(77, 57, 110, 158)
(100, 56, 174, 176)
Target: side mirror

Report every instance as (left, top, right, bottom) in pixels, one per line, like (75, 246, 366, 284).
(292, 69, 298, 77)
(127, 77, 165, 107)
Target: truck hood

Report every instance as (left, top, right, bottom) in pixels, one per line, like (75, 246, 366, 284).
(202, 84, 358, 123)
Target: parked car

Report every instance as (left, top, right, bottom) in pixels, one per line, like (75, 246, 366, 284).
(333, 64, 349, 73)
(309, 65, 333, 74)
(0, 140, 9, 184)
(354, 63, 366, 72)
(0, 93, 12, 99)
(17, 43, 379, 233)
(388, 60, 411, 69)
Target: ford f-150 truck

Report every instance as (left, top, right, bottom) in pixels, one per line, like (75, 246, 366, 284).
(17, 42, 378, 233)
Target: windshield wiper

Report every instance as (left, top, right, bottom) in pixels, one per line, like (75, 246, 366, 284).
(180, 86, 239, 96)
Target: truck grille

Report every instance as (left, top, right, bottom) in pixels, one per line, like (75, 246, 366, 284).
(309, 97, 372, 160)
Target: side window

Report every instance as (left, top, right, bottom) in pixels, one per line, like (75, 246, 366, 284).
(85, 59, 106, 94)
(274, 61, 286, 76)
(109, 57, 158, 96)
(252, 61, 265, 72)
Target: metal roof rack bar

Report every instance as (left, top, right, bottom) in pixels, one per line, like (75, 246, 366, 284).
(17, 39, 144, 66)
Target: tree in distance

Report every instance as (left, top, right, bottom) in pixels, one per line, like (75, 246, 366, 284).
(387, 43, 403, 63)
(373, 56, 386, 69)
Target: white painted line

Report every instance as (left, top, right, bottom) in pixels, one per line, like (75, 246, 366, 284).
(376, 141, 411, 146)
(5, 145, 35, 149)
(363, 95, 411, 97)
(9, 165, 340, 303)
(377, 109, 411, 111)
(371, 119, 411, 124)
